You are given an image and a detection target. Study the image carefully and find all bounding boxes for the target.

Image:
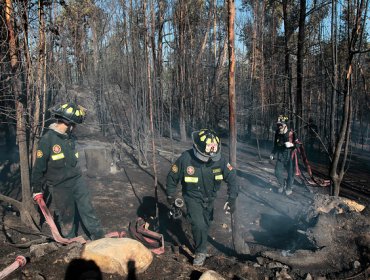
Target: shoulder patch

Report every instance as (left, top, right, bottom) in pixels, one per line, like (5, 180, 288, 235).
(171, 164, 178, 173)
(52, 144, 62, 154)
(227, 163, 233, 171)
(36, 150, 43, 158)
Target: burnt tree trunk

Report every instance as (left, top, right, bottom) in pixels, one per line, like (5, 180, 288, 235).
(295, 0, 306, 132)
(227, 0, 236, 167)
(329, 0, 367, 196)
(4, 0, 40, 231)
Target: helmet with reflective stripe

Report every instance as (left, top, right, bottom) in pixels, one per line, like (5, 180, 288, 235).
(192, 129, 221, 162)
(277, 115, 288, 126)
(50, 103, 86, 124)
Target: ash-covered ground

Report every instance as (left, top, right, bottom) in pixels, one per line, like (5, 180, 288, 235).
(0, 132, 369, 279)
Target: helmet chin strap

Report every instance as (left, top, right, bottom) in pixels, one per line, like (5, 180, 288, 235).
(67, 123, 75, 134)
(193, 146, 221, 162)
(193, 146, 210, 162)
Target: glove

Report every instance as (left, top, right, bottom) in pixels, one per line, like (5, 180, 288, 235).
(32, 185, 43, 201)
(294, 140, 301, 148)
(223, 198, 236, 214)
(32, 192, 43, 201)
(167, 196, 175, 206)
(269, 154, 274, 160)
(284, 142, 294, 148)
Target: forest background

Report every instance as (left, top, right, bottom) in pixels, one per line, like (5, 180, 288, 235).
(0, 0, 369, 230)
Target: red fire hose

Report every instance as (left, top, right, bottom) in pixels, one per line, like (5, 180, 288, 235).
(0, 256, 27, 280)
(33, 193, 87, 244)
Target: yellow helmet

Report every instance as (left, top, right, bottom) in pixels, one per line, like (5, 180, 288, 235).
(50, 103, 86, 124)
(192, 129, 221, 162)
(277, 115, 288, 126)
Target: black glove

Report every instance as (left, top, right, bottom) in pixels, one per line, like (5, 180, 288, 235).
(167, 196, 175, 206)
(32, 184, 41, 194)
(31, 185, 43, 200)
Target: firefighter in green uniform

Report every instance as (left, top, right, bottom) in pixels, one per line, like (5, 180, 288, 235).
(166, 129, 238, 266)
(31, 103, 104, 240)
(270, 115, 297, 196)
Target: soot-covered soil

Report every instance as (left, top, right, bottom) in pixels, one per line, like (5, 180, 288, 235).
(0, 135, 369, 280)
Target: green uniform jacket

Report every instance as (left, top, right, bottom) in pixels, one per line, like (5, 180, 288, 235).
(166, 149, 238, 202)
(271, 129, 297, 162)
(32, 128, 81, 192)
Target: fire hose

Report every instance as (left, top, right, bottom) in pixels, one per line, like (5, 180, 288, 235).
(33, 193, 87, 244)
(0, 256, 27, 280)
(34, 194, 126, 243)
(291, 141, 331, 187)
(35, 192, 165, 255)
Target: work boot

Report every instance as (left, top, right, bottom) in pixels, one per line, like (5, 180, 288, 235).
(193, 253, 207, 266)
(285, 188, 293, 196)
(278, 185, 284, 193)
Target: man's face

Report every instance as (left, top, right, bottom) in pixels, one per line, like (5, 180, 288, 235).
(278, 123, 286, 133)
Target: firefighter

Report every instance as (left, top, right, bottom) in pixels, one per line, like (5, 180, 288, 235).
(166, 129, 238, 266)
(31, 103, 104, 240)
(270, 115, 297, 195)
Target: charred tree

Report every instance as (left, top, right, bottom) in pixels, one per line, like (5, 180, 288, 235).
(329, 0, 369, 196)
(3, 0, 39, 231)
(227, 0, 236, 167)
(295, 0, 306, 132)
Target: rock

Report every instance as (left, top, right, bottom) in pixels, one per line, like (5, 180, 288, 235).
(340, 198, 365, 212)
(63, 242, 85, 263)
(267, 261, 285, 269)
(353, 260, 361, 269)
(21, 269, 46, 280)
(276, 268, 292, 279)
(30, 242, 60, 259)
(199, 270, 226, 280)
(310, 213, 336, 247)
(256, 256, 265, 265)
(84, 147, 113, 177)
(81, 238, 153, 276)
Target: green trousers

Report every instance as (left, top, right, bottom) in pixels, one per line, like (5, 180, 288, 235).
(52, 175, 104, 240)
(275, 158, 294, 189)
(184, 196, 214, 254)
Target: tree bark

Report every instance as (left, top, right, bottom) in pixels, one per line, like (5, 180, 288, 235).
(330, 0, 338, 154)
(4, 0, 40, 231)
(32, 0, 46, 165)
(227, 0, 236, 167)
(296, 0, 306, 132)
(283, 0, 293, 115)
(329, 0, 366, 196)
